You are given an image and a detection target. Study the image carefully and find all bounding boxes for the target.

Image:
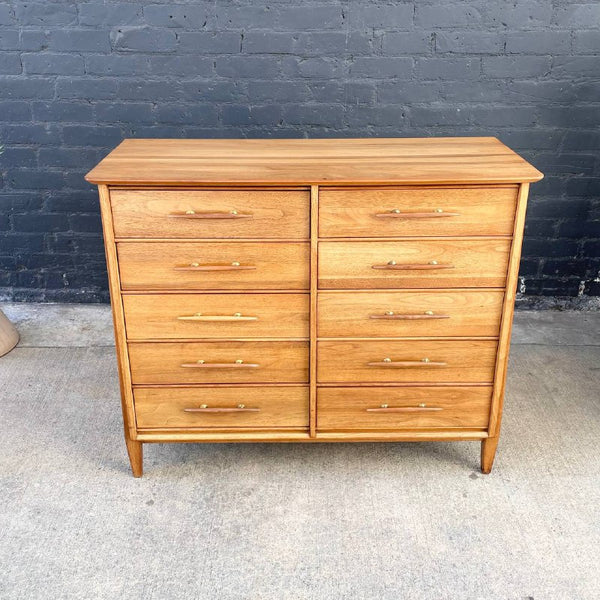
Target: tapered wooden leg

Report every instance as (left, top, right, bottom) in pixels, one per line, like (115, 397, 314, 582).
(481, 436, 499, 474)
(125, 437, 143, 478)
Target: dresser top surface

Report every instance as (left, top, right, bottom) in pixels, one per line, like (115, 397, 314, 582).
(85, 137, 543, 186)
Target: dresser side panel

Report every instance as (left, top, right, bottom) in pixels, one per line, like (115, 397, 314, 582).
(99, 185, 137, 438)
(488, 183, 530, 436)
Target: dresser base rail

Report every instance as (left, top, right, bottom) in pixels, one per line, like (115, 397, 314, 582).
(125, 431, 493, 478)
(134, 430, 488, 442)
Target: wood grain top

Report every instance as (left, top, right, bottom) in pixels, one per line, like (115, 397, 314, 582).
(85, 137, 543, 186)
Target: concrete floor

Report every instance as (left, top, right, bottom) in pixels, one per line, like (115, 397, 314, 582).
(0, 304, 599, 599)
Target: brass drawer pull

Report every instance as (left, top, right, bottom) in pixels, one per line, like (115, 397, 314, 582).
(169, 210, 253, 219)
(366, 403, 443, 412)
(367, 357, 447, 367)
(184, 404, 260, 413)
(180, 359, 260, 368)
(372, 260, 454, 270)
(375, 209, 460, 219)
(370, 310, 450, 320)
(174, 262, 257, 271)
(177, 312, 258, 322)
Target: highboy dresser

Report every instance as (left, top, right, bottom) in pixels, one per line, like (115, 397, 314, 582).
(86, 138, 542, 477)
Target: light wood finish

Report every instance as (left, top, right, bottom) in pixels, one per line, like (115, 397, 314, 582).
(135, 386, 309, 429)
(318, 340, 497, 384)
(315, 431, 488, 442)
(111, 189, 309, 239)
(123, 293, 309, 340)
(87, 138, 541, 476)
(98, 185, 139, 468)
(129, 341, 308, 384)
(0, 310, 19, 357)
(136, 430, 488, 442)
(85, 138, 543, 186)
(486, 183, 531, 468)
(318, 290, 504, 338)
(125, 437, 143, 478)
(319, 186, 518, 237)
(309, 185, 319, 437)
(118, 241, 309, 290)
(317, 386, 492, 430)
(481, 436, 500, 474)
(318, 239, 511, 289)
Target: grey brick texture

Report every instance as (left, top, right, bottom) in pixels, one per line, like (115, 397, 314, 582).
(0, 0, 599, 302)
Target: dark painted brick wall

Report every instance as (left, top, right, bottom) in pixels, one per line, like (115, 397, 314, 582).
(0, 1, 599, 303)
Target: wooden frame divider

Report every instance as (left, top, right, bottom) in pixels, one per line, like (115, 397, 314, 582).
(309, 185, 319, 437)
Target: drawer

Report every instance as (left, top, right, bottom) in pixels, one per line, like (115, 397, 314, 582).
(111, 189, 309, 239)
(318, 290, 504, 338)
(118, 242, 309, 290)
(135, 386, 309, 429)
(317, 386, 492, 430)
(129, 341, 309, 384)
(319, 186, 517, 237)
(123, 293, 309, 340)
(318, 239, 510, 289)
(317, 340, 497, 383)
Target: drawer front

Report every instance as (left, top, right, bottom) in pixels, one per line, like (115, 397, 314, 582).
(111, 189, 309, 239)
(123, 293, 309, 340)
(317, 386, 492, 430)
(318, 290, 504, 338)
(318, 240, 510, 289)
(129, 341, 308, 384)
(317, 340, 497, 383)
(118, 242, 309, 290)
(319, 186, 517, 237)
(135, 386, 309, 429)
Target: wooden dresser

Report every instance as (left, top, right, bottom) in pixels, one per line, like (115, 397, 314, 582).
(86, 138, 542, 477)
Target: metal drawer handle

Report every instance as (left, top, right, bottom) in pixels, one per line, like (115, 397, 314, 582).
(366, 403, 443, 412)
(372, 260, 454, 270)
(177, 312, 258, 322)
(375, 209, 460, 219)
(367, 357, 447, 367)
(180, 359, 260, 368)
(174, 262, 256, 271)
(169, 210, 252, 220)
(184, 404, 260, 413)
(370, 310, 450, 320)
